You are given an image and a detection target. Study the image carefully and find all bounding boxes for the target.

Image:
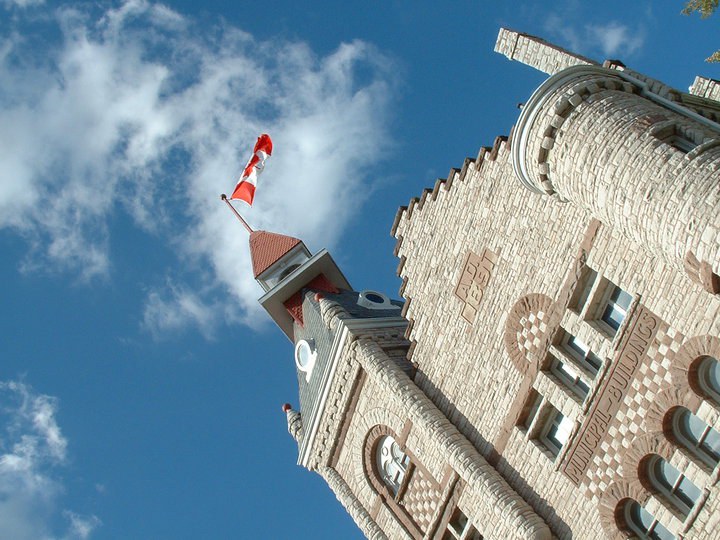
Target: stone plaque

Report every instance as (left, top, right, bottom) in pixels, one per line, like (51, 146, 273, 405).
(454, 249, 498, 324)
(561, 305, 661, 485)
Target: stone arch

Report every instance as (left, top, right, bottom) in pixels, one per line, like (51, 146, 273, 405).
(361, 424, 431, 540)
(670, 334, 720, 401)
(504, 293, 559, 376)
(352, 406, 407, 500)
(362, 424, 404, 498)
(597, 478, 649, 540)
(621, 432, 675, 490)
(645, 386, 702, 433)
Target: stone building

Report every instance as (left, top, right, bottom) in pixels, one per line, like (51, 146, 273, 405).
(252, 29, 720, 539)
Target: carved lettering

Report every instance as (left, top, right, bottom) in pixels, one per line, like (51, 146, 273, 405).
(561, 305, 661, 485)
(454, 249, 498, 324)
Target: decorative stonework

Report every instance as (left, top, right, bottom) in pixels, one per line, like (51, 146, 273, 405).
(401, 466, 443, 534)
(320, 467, 388, 540)
(355, 339, 551, 540)
(503, 293, 557, 375)
(454, 249, 498, 324)
(362, 423, 440, 540)
(619, 432, 675, 490)
(645, 386, 702, 434)
(671, 334, 720, 400)
(597, 479, 649, 540)
(562, 305, 661, 485)
(513, 68, 639, 195)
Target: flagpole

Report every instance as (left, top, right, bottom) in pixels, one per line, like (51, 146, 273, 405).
(220, 194, 254, 234)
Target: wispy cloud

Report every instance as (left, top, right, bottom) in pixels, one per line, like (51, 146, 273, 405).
(143, 279, 219, 339)
(1, 0, 43, 8)
(586, 22, 645, 57)
(62, 511, 102, 540)
(0, 1, 397, 334)
(544, 15, 645, 59)
(0, 381, 100, 540)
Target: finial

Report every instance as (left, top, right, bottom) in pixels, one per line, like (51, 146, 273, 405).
(283, 403, 303, 443)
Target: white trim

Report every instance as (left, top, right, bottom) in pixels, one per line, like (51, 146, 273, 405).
(256, 243, 311, 292)
(648, 455, 701, 517)
(624, 500, 674, 540)
(295, 339, 317, 382)
(357, 290, 396, 310)
(258, 249, 352, 341)
(672, 408, 720, 468)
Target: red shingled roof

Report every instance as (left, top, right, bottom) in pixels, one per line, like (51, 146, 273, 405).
(249, 230, 302, 278)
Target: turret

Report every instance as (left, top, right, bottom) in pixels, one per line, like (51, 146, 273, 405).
(511, 63, 720, 281)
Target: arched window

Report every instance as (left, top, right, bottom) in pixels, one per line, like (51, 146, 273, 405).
(672, 408, 720, 468)
(623, 500, 675, 540)
(646, 455, 701, 517)
(376, 435, 410, 495)
(697, 356, 720, 402)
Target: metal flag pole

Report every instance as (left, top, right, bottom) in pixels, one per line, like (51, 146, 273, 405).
(220, 194, 254, 234)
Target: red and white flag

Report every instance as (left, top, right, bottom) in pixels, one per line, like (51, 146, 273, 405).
(230, 134, 273, 206)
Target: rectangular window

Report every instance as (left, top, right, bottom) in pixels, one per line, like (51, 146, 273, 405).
(442, 508, 483, 540)
(599, 284, 632, 334)
(540, 407, 574, 457)
(549, 355, 590, 399)
(519, 389, 542, 430)
(561, 333, 602, 373)
(666, 134, 697, 153)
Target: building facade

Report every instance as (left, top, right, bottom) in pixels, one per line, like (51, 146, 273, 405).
(253, 29, 720, 539)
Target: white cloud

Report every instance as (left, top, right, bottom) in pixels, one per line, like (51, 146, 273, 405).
(0, 1, 396, 334)
(143, 279, 219, 339)
(0, 381, 100, 540)
(62, 511, 102, 540)
(1, 0, 43, 8)
(586, 22, 645, 57)
(544, 15, 645, 59)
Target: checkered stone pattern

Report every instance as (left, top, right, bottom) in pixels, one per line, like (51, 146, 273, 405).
(401, 467, 442, 534)
(516, 311, 550, 361)
(580, 322, 685, 501)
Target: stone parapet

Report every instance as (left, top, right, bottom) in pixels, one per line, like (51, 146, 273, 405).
(689, 75, 720, 102)
(494, 28, 597, 75)
(320, 466, 387, 540)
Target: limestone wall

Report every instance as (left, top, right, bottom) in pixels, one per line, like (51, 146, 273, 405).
(330, 336, 549, 540)
(690, 76, 720, 102)
(494, 28, 597, 75)
(392, 127, 720, 539)
(314, 27, 720, 540)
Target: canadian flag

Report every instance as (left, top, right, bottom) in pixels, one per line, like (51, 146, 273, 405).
(230, 134, 273, 206)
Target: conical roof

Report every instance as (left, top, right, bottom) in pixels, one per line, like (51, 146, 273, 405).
(249, 230, 302, 278)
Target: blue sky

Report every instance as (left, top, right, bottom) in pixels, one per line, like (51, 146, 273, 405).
(0, 1, 717, 538)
